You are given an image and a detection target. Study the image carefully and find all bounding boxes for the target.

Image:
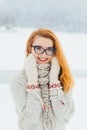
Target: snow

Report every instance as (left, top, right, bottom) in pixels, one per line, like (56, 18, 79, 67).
(0, 84, 18, 130)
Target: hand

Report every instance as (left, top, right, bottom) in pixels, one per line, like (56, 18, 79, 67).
(24, 53, 38, 87)
(49, 56, 60, 84)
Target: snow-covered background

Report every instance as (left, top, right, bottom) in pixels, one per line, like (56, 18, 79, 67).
(0, 0, 87, 129)
(0, 28, 87, 130)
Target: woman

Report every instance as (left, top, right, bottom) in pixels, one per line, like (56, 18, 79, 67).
(10, 28, 74, 130)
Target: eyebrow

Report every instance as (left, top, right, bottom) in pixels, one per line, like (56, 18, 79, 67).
(33, 45, 54, 48)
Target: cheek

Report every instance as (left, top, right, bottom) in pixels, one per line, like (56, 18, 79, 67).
(32, 54, 39, 64)
(31, 48, 38, 59)
(48, 56, 52, 62)
(32, 52, 38, 59)
(31, 48, 37, 57)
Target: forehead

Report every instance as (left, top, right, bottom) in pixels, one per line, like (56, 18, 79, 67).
(33, 36, 53, 47)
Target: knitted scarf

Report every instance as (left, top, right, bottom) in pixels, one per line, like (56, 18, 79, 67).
(36, 63, 54, 122)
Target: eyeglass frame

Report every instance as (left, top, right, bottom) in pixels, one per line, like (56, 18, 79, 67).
(31, 45, 56, 56)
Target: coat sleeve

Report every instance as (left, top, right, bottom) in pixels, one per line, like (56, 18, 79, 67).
(10, 70, 43, 130)
(49, 87, 75, 123)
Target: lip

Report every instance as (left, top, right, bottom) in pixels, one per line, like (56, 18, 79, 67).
(38, 57, 48, 62)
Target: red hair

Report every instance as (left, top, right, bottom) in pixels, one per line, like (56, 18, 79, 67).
(25, 28, 74, 92)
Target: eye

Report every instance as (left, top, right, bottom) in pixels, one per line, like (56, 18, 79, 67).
(47, 47, 54, 51)
(47, 47, 52, 50)
(34, 46, 42, 50)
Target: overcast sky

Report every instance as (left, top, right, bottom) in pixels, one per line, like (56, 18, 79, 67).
(0, 0, 87, 32)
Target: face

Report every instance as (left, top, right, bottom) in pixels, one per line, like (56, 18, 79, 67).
(31, 36, 54, 64)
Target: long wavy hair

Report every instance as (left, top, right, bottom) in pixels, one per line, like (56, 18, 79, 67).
(25, 28, 74, 92)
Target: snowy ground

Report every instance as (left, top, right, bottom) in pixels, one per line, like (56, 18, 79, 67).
(0, 28, 87, 130)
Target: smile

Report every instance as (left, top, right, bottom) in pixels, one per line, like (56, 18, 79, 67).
(38, 57, 48, 62)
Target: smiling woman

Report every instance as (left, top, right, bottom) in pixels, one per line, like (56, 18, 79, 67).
(10, 28, 74, 130)
(30, 36, 55, 64)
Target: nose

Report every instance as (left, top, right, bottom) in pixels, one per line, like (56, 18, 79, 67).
(41, 50, 47, 57)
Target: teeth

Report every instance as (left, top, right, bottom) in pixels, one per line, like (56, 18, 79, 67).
(38, 57, 47, 61)
(40, 58, 46, 60)
(40, 59, 46, 61)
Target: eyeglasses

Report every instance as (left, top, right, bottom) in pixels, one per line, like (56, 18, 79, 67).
(31, 45, 56, 56)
